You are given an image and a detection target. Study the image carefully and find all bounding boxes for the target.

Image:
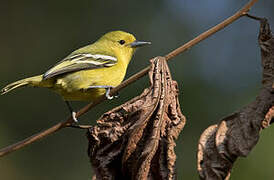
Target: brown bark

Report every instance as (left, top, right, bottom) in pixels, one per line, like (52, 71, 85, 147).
(197, 17, 274, 180)
(87, 57, 186, 180)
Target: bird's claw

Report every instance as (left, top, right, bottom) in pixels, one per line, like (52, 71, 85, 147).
(72, 111, 78, 123)
(105, 87, 113, 99)
(87, 85, 118, 100)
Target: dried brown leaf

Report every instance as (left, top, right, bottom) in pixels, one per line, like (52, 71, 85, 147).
(197, 125, 232, 180)
(262, 106, 274, 128)
(197, 17, 274, 180)
(87, 56, 186, 180)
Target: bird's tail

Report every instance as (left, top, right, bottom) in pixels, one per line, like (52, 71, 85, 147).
(1, 75, 52, 95)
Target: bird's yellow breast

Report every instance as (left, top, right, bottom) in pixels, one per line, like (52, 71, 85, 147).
(52, 59, 128, 101)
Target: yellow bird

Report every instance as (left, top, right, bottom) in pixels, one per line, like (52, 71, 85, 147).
(1, 31, 151, 121)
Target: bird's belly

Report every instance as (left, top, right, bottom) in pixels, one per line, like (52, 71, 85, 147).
(52, 68, 126, 101)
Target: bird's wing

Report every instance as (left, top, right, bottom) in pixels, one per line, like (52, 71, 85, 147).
(43, 53, 117, 79)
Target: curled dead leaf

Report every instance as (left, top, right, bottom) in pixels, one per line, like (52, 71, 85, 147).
(197, 17, 274, 180)
(87, 56, 186, 180)
(262, 106, 274, 128)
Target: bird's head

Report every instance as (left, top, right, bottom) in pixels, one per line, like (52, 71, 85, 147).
(96, 31, 151, 62)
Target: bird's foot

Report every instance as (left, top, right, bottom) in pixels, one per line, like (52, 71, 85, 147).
(88, 85, 117, 100)
(72, 111, 78, 123)
(65, 101, 78, 123)
(105, 87, 113, 99)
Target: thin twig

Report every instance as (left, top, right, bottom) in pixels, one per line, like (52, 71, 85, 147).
(0, 0, 258, 157)
(246, 13, 265, 21)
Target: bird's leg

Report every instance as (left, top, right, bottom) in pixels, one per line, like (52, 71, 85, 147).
(88, 85, 116, 99)
(65, 101, 78, 123)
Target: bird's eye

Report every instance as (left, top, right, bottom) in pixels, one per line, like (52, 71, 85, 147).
(119, 40, 125, 45)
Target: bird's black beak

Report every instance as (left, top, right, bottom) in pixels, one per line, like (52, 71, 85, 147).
(130, 40, 151, 48)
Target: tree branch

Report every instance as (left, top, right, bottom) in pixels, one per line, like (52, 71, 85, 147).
(0, 0, 258, 157)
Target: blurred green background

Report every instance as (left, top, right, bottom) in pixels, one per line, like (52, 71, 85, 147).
(1, 0, 274, 179)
